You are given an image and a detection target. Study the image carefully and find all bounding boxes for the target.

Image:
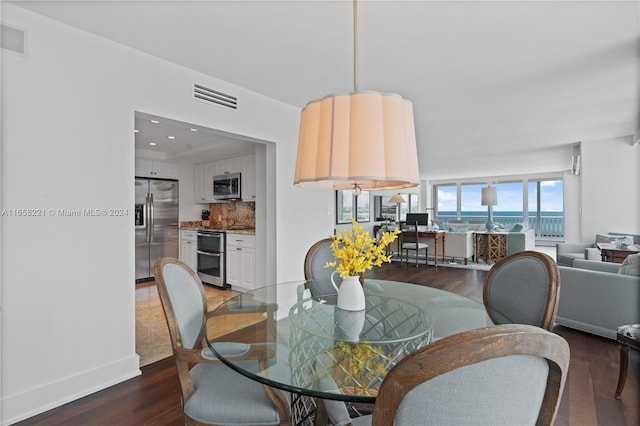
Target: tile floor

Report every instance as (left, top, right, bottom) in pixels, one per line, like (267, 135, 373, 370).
(136, 282, 262, 367)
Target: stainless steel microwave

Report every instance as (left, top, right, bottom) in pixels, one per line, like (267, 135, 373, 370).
(213, 172, 241, 200)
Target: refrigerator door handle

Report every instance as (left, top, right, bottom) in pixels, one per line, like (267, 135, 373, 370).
(148, 193, 154, 242)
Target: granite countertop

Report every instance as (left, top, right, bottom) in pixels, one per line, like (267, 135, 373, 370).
(179, 221, 255, 235)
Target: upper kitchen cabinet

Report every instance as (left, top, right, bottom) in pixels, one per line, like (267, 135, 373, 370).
(194, 153, 256, 203)
(215, 156, 243, 176)
(241, 153, 256, 201)
(135, 158, 179, 179)
(194, 162, 216, 203)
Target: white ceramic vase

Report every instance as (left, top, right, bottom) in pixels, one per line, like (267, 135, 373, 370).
(335, 308, 366, 342)
(331, 273, 366, 311)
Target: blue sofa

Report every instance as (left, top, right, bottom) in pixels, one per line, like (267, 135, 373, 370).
(556, 257, 640, 339)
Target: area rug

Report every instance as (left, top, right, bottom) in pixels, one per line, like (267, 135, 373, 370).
(390, 255, 491, 271)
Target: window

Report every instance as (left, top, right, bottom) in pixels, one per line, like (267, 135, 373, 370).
(337, 190, 371, 224)
(435, 184, 457, 224)
(433, 176, 564, 238)
(373, 193, 420, 222)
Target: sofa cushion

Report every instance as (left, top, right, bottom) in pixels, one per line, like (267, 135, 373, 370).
(618, 253, 640, 276)
(448, 225, 470, 232)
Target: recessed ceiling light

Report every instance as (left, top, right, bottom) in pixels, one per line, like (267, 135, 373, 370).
(134, 129, 139, 133)
(150, 120, 159, 124)
(149, 142, 157, 146)
(190, 128, 198, 132)
(167, 136, 175, 139)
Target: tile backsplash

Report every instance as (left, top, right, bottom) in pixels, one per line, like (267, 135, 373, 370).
(209, 201, 255, 228)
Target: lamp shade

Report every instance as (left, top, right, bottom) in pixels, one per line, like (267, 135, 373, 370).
(481, 186, 498, 206)
(388, 193, 406, 204)
(294, 91, 420, 190)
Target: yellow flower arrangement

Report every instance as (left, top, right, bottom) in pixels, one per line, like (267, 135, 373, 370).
(326, 219, 400, 278)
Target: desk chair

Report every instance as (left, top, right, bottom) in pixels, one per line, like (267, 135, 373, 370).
(153, 257, 291, 426)
(400, 221, 429, 267)
(339, 324, 569, 426)
(483, 250, 560, 331)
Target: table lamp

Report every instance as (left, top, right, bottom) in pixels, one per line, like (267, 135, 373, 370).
(481, 186, 497, 232)
(389, 193, 406, 222)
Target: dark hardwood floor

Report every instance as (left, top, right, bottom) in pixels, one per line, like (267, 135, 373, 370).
(16, 262, 639, 425)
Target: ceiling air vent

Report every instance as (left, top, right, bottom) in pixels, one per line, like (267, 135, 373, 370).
(1, 23, 27, 55)
(193, 83, 237, 110)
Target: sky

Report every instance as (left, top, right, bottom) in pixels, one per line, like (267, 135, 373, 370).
(437, 180, 563, 213)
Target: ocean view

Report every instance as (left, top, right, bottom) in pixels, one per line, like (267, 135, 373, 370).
(434, 211, 564, 237)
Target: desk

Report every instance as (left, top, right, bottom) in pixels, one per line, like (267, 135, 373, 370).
(597, 243, 640, 264)
(206, 279, 495, 425)
(417, 230, 446, 266)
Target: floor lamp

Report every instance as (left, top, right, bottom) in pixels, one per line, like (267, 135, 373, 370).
(481, 186, 497, 232)
(389, 193, 406, 222)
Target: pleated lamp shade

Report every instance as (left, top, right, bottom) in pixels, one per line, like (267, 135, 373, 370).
(294, 91, 420, 190)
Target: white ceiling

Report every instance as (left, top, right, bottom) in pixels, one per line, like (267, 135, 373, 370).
(11, 0, 640, 179)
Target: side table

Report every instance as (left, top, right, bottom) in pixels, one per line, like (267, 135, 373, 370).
(475, 232, 508, 264)
(614, 324, 640, 399)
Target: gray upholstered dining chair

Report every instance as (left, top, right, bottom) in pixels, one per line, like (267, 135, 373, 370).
(400, 221, 429, 267)
(333, 324, 569, 426)
(304, 237, 342, 303)
(483, 250, 560, 331)
(153, 257, 291, 426)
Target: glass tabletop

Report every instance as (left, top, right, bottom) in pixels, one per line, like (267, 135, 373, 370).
(205, 279, 496, 405)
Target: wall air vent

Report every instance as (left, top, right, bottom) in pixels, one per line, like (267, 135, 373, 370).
(1, 23, 27, 55)
(193, 83, 237, 110)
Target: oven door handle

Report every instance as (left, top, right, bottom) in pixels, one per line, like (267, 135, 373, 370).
(196, 250, 222, 257)
(197, 232, 224, 238)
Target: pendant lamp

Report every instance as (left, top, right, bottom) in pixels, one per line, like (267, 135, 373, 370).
(294, 0, 420, 192)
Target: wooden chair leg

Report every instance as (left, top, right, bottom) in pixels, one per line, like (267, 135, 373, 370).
(615, 344, 630, 399)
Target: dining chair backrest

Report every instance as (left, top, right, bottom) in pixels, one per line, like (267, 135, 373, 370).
(483, 250, 560, 331)
(154, 257, 207, 352)
(370, 324, 570, 426)
(304, 238, 342, 299)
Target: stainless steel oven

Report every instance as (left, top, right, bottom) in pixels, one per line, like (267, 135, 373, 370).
(196, 229, 229, 289)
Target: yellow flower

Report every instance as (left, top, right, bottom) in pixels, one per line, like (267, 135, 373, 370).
(325, 219, 400, 278)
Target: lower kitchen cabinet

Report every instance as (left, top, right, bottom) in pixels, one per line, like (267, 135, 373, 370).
(179, 230, 198, 272)
(226, 234, 255, 290)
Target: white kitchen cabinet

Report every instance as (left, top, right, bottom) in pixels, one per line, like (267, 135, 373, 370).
(194, 162, 216, 203)
(135, 158, 179, 179)
(179, 230, 198, 272)
(226, 234, 255, 290)
(241, 153, 256, 201)
(215, 156, 243, 176)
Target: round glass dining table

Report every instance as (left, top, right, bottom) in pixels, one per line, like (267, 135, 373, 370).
(205, 279, 496, 423)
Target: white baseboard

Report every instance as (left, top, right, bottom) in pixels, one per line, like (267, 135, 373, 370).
(1, 354, 141, 425)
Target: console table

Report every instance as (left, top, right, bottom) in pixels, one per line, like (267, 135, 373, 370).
(597, 243, 640, 264)
(475, 232, 508, 264)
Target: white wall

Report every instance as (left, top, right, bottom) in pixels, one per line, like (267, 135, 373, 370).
(580, 137, 640, 240)
(0, 4, 330, 424)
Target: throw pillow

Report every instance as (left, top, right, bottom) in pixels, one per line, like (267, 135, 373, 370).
(511, 223, 524, 232)
(618, 253, 640, 277)
(595, 233, 619, 244)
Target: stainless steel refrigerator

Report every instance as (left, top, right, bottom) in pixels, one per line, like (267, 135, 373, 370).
(135, 178, 179, 282)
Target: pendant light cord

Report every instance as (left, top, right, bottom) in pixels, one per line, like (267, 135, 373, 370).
(353, 0, 358, 92)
